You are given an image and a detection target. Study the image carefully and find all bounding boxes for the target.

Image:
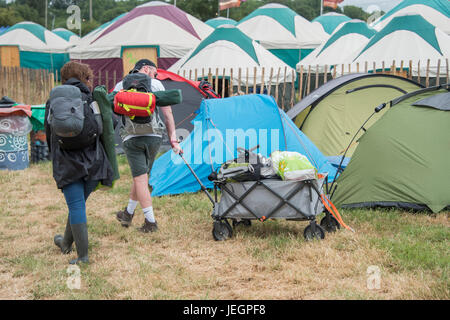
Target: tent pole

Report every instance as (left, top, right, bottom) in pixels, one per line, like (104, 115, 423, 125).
(45, 0, 48, 29)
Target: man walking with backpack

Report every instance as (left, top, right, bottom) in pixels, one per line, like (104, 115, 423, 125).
(114, 59, 181, 233)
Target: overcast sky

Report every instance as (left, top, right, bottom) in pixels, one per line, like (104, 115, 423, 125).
(339, 0, 403, 13)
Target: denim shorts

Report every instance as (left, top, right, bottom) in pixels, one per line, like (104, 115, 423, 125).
(123, 136, 162, 177)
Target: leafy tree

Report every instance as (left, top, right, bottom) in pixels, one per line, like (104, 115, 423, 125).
(0, 7, 24, 26)
(342, 5, 369, 21)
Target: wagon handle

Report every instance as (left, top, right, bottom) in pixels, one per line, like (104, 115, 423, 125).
(179, 153, 215, 206)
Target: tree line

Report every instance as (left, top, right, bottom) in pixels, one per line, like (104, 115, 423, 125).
(0, 0, 373, 36)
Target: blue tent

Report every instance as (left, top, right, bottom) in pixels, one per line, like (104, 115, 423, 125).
(150, 95, 337, 197)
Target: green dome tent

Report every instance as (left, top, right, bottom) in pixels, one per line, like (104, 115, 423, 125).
(286, 73, 422, 158)
(333, 85, 450, 213)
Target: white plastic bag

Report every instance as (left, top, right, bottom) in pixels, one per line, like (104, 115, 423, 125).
(270, 151, 317, 181)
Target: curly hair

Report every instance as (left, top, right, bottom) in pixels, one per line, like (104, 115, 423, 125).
(60, 61, 94, 89)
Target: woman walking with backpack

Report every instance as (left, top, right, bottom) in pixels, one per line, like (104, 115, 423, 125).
(45, 61, 114, 264)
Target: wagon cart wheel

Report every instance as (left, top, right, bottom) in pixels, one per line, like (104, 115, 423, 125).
(304, 224, 325, 241)
(232, 219, 252, 228)
(320, 216, 341, 233)
(212, 220, 233, 241)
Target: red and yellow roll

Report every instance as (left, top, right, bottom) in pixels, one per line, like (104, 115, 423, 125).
(114, 89, 156, 118)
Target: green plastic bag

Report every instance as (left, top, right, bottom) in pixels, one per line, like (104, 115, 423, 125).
(271, 151, 316, 181)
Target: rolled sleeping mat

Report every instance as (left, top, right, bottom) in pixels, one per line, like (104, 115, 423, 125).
(153, 89, 183, 107)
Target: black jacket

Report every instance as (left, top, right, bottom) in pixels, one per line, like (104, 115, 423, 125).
(45, 78, 114, 189)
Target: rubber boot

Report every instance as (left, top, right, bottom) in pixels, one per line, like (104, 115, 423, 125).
(54, 218, 73, 254)
(69, 223, 89, 265)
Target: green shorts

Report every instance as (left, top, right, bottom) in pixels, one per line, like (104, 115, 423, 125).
(123, 136, 162, 178)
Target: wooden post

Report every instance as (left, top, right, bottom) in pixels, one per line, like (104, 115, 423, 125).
(267, 67, 273, 96)
(324, 65, 328, 84)
(229, 68, 233, 97)
(364, 61, 368, 74)
(341, 64, 344, 76)
(426, 59, 430, 87)
(261, 67, 265, 95)
(98, 71, 102, 88)
(105, 70, 109, 92)
(290, 69, 295, 109)
(400, 60, 404, 77)
(245, 68, 249, 95)
(253, 67, 257, 94)
(222, 68, 226, 98)
(298, 66, 304, 100)
(215, 68, 219, 94)
(332, 65, 336, 79)
(348, 64, 351, 74)
(275, 67, 280, 103)
(356, 62, 359, 73)
(446, 58, 449, 84)
(208, 68, 212, 83)
(315, 64, 319, 90)
(436, 59, 441, 86)
(238, 68, 242, 95)
(373, 62, 376, 74)
(195, 69, 198, 81)
(409, 60, 413, 79)
(189, 70, 192, 81)
(202, 68, 205, 80)
(417, 61, 421, 83)
(306, 65, 311, 96)
(382, 61, 385, 74)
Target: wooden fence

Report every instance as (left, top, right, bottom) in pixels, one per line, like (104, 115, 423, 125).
(0, 67, 55, 105)
(2, 58, 448, 109)
(171, 58, 449, 111)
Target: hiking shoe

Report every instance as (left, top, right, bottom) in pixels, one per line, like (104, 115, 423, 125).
(138, 219, 158, 233)
(116, 207, 134, 227)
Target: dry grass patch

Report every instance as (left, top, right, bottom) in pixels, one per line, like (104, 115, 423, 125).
(0, 158, 448, 300)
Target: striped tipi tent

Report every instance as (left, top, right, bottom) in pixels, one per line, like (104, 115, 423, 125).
(371, 0, 450, 35)
(237, 3, 328, 68)
(298, 20, 376, 73)
(0, 21, 70, 73)
(354, 14, 450, 77)
(69, 1, 213, 88)
(311, 12, 351, 35)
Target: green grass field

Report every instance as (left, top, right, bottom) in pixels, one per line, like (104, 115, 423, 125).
(0, 156, 448, 300)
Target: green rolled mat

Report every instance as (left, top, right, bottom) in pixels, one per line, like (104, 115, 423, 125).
(153, 89, 183, 107)
(93, 86, 120, 183)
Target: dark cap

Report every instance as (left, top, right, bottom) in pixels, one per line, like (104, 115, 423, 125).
(129, 59, 157, 74)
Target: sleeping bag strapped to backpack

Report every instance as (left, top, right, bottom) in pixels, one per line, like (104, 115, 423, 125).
(114, 89, 156, 118)
(115, 73, 167, 137)
(47, 85, 102, 150)
(114, 73, 156, 119)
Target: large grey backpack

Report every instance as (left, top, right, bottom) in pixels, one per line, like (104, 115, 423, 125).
(48, 85, 102, 150)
